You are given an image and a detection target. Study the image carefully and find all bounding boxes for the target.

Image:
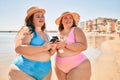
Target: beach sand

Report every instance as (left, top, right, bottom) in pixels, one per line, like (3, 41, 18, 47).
(51, 55, 58, 80)
(91, 39, 120, 80)
(0, 54, 16, 80)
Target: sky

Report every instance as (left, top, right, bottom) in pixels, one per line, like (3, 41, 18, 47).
(0, 0, 120, 31)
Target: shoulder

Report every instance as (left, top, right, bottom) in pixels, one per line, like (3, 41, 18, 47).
(74, 27, 83, 34)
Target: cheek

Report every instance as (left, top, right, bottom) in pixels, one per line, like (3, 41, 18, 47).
(33, 18, 37, 23)
(33, 19, 39, 24)
(62, 19, 66, 24)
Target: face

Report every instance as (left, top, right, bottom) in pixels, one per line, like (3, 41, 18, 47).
(62, 14, 73, 27)
(33, 12, 45, 27)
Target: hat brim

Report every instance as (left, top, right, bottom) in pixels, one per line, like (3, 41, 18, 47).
(55, 12, 80, 25)
(25, 9, 45, 22)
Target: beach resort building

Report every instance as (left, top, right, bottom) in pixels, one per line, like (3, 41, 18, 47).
(81, 17, 118, 34)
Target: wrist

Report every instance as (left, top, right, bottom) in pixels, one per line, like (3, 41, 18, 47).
(64, 43, 67, 48)
(22, 41, 29, 45)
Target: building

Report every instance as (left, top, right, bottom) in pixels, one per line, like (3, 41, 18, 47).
(81, 17, 117, 33)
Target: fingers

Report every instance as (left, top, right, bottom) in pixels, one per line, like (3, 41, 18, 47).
(56, 41, 66, 49)
(22, 36, 31, 44)
(22, 26, 32, 35)
(48, 43, 54, 50)
(44, 43, 56, 51)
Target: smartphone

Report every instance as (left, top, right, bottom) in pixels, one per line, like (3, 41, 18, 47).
(50, 36, 59, 43)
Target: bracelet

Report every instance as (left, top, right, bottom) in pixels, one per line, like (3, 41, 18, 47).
(22, 42, 29, 45)
(64, 43, 67, 48)
(48, 48, 52, 52)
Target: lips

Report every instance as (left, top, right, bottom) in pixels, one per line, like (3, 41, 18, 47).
(65, 22, 71, 24)
(39, 21, 44, 23)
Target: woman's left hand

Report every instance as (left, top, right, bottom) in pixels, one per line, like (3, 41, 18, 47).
(56, 41, 66, 49)
(22, 27, 33, 45)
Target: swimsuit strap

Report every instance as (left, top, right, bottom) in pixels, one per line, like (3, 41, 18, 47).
(65, 27, 76, 43)
(30, 32, 46, 46)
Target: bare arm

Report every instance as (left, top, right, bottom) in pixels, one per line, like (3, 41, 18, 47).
(15, 27, 51, 55)
(15, 45, 49, 55)
(65, 27, 87, 52)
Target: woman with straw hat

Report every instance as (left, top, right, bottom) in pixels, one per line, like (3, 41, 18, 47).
(55, 11, 91, 80)
(8, 6, 55, 80)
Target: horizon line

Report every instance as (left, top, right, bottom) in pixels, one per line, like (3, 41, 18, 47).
(0, 30, 57, 33)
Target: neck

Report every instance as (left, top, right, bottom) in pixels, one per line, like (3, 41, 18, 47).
(64, 26, 71, 32)
(35, 27, 42, 32)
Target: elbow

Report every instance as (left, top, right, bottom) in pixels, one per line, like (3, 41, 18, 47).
(79, 43, 87, 51)
(15, 45, 34, 55)
(15, 46, 26, 54)
(15, 46, 21, 54)
(83, 44, 87, 51)
(83, 43, 88, 51)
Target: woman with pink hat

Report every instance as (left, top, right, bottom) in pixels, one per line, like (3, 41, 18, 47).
(55, 11, 91, 80)
(8, 6, 55, 80)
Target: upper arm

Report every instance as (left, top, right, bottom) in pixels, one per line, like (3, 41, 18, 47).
(15, 26, 33, 47)
(74, 27, 87, 46)
(15, 26, 33, 54)
(15, 33, 23, 48)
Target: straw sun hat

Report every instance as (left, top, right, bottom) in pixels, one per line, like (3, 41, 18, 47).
(55, 11, 80, 25)
(25, 6, 46, 22)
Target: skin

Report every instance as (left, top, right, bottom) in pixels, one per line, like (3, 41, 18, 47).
(8, 11, 55, 80)
(55, 14, 91, 80)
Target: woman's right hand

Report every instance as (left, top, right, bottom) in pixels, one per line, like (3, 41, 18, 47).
(43, 42, 54, 51)
(46, 43, 56, 55)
